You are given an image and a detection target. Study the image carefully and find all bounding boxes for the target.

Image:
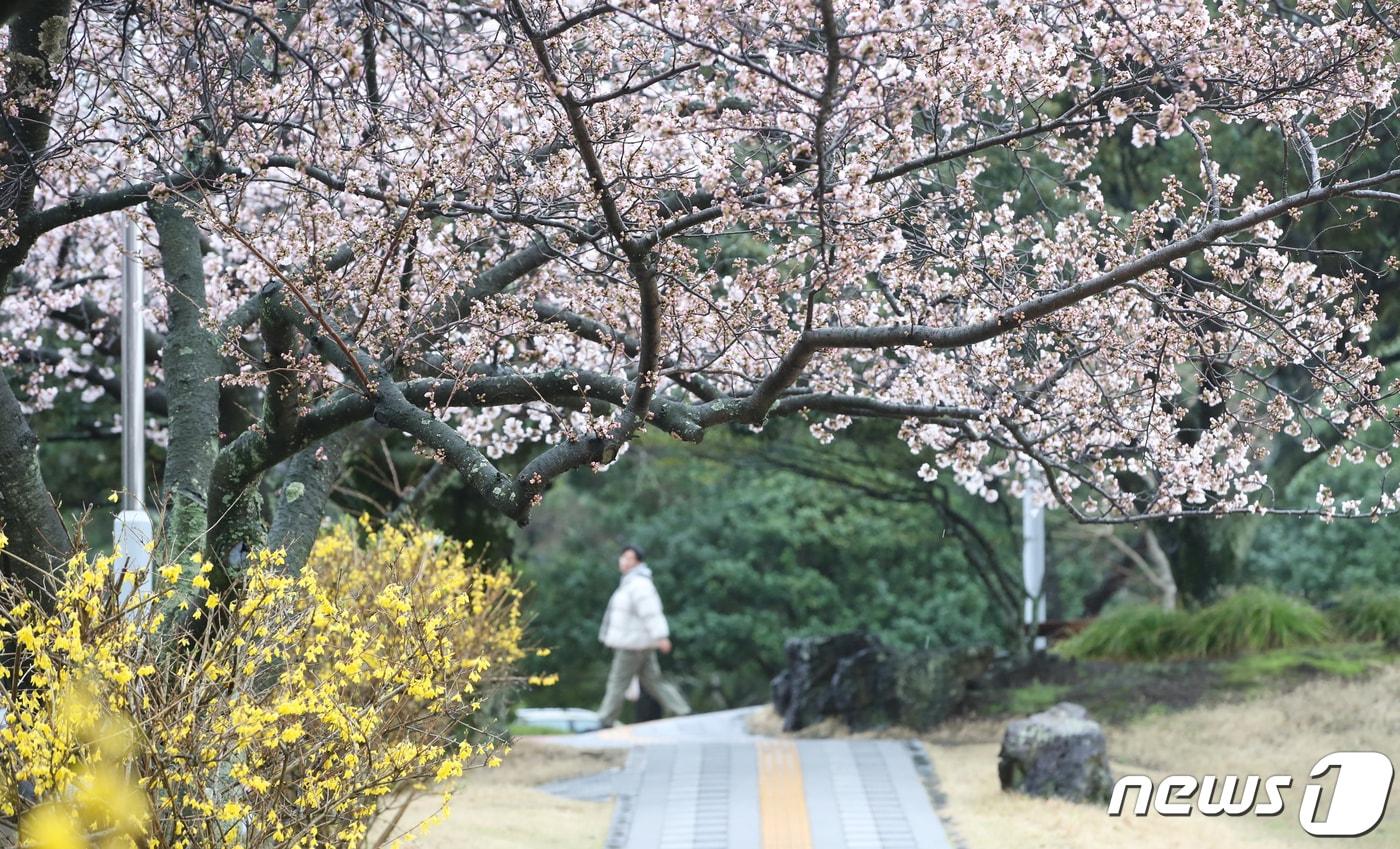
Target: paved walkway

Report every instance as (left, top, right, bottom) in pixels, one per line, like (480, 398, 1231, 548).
(538, 708, 954, 849)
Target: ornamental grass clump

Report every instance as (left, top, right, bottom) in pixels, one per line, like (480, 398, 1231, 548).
(1054, 604, 1191, 661)
(0, 519, 544, 849)
(1057, 587, 1331, 661)
(1181, 587, 1331, 657)
(1328, 588, 1400, 645)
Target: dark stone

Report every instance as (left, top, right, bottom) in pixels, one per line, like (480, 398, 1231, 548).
(771, 632, 894, 732)
(893, 646, 996, 729)
(770, 633, 998, 732)
(830, 644, 900, 730)
(771, 668, 793, 717)
(998, 702, 1113, 804)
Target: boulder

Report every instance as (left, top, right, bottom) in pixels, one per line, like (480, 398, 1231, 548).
(893, 646, 996, 729)
(998, 702, 1113, 803)
(771, 632, 897, 732)
(770, 633, 999, 732)
(829, 642, 900, 730)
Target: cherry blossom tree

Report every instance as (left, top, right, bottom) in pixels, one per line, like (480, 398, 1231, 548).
(4, 0, 1400, 596)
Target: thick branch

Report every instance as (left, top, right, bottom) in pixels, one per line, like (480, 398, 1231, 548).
(20, 182, 157, 238)
(372, 378, 523, 517)
(267, 430, 354, 575)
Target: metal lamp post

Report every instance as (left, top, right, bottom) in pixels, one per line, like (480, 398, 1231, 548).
(114, 217, 152, 601)
(113, 23, 152, 600)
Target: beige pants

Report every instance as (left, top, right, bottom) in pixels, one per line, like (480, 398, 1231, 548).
(597, 648, 691, 725)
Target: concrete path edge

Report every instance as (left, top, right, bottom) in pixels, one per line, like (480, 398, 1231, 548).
(906, 740, 966, 849)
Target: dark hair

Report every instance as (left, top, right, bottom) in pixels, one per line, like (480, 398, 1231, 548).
(620, 544, 646, 561)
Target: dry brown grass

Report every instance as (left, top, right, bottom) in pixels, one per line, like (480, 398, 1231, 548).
(930, 666, 1400, 848)
(386, 740, 623, 849)
(1110, 665, 1400, 779)
(746, 705, 927, 740)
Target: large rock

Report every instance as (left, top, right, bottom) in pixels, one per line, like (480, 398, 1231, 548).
(893, 646, 996, 729)
(829, 641, 901, 730)
(770, 633, 998, 732)
(771, 632, 898, 732)
(998, 702, 1113, 803)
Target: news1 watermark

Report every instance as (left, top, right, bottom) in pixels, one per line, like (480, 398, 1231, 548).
(1108, 751, 1395, 837)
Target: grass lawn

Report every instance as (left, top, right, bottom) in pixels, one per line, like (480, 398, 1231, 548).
(928, 663, 1399, 848)
(382, 740, 623, 849)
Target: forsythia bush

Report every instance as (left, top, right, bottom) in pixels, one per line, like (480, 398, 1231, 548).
(0, 519, 540, 849)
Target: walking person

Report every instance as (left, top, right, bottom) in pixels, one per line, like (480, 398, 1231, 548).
(597, 545, 691, 727)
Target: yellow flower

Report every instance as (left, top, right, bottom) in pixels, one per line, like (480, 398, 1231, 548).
(15, 625, 37, 651)
(216, 800, 251, 822)
(107, 491, 120, 504)
(0, 518, 526, 849)
(21, 804, 85, 849)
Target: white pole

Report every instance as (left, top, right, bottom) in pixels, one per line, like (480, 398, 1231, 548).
(1021, 473, 1047, 652)
(120, 221, 145, 511)
(114, 28, 152, 603)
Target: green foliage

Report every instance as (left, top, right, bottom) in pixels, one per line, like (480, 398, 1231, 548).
(515, 425, 1020, 712)
(1000, 682, 1071, 716)
(1184, 588, 1331, 656)
(1058, 588, 1330, 661)
(1056, 605, 1190, 661)
(33, 389, 125, 550)
(1329, 589, 1400, 645)
(1220, 643, 1398, 688)
(1247, 457, 1400, 598)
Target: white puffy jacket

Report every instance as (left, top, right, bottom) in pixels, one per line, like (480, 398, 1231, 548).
(599, 565, 671, 650)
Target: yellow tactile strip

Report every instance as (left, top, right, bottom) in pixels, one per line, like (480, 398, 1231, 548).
(757, 739, 814, 849)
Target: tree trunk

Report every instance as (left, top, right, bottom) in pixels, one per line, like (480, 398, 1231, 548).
(206, 442, 270, 588)
(1159, 514, 1261, 602)
(1081, 568, 1130, 616)
(0, 0, 75, 605)
(150, 198, 221, 560)
(0, 371, 71, 603)
(1141, 527, 1177, 611)
(0, 0, 74, 286)
(1159, 421, 1324, 602)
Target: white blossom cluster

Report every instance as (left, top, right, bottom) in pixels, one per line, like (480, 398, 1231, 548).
(3, 0, 1400, 521)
